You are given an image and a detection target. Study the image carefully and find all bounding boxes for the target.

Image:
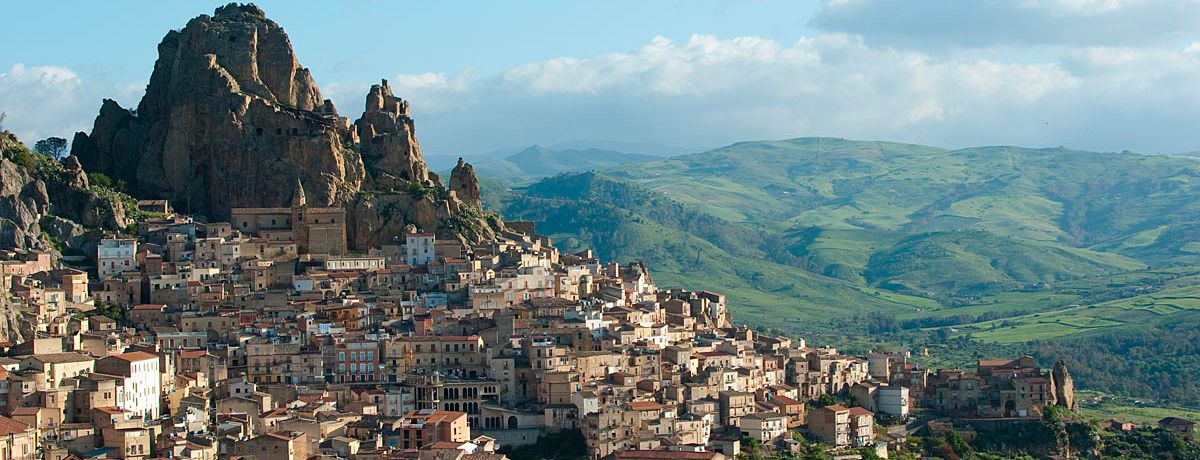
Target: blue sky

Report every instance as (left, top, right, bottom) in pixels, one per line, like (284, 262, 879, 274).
(3, 1, 1200, 157)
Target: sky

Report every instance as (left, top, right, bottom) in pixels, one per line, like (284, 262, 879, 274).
(2, 0, 1200, 158)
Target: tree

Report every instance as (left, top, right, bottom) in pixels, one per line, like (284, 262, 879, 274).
(34, 136, 69, 159)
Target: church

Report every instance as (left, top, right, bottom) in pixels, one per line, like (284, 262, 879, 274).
(230, 179, 348, 256)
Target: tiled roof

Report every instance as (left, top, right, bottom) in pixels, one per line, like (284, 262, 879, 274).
(0, 416, 30, 436)
(617, 451, 722, 460)
(108, 351, 159, 362)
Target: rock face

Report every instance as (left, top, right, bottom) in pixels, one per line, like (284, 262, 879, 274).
(450, 157, 482, 209)
(0, 134, 51, 250)
(72, 3, 495, 246)
(1052, 360, 1076, 410)
(355, 80, 431, 187)
(1, 132, 131, 252)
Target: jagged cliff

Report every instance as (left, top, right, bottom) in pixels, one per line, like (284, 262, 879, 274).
(0, 132, 51, 250)
(1, 131, 129, 253)
(71, 3, 496, 247)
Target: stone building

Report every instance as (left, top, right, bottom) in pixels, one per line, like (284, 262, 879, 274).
(230, 180, 347, 256)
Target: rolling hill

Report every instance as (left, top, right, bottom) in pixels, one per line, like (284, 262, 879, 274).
(486, 137, 1200, 404)
(497, 172, 939, 326)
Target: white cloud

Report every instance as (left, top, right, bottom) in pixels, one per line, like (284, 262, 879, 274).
(9, 27, 1200, 160)
(349, 33, 1200, 156)
(0, 63, 140, 144)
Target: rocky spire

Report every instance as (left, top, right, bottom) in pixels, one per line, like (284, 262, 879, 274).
(450, 157, 482, 209)
(354, 79, 429, 186)
(1052, 360, 1076, 410)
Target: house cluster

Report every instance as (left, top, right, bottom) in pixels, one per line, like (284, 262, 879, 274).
(0, 195, 1144, 460)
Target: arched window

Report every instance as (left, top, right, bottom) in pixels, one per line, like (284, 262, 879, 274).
(508, 416, 518, 430)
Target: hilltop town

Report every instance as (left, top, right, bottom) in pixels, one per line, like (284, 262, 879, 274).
(1, 185, 1102, 460)
(0, 3, 1196, 460)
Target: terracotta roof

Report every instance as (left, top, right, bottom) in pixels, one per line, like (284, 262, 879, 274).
(108, 351, 159, 362)
(427, 441, 465, 449)
(617, 451, 723, 460)
(27, 352, 93, 364)
(770, 395, 801, 406)
(978, 358, 1017, 367)
(629, 401, 663, 411)
(0, 416, 30, 436)
(848, 407, 874, 416)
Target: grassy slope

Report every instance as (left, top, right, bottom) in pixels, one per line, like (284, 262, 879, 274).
(601, 138, 1200, 309)
(498, 172, 937, 326)
(492, 139, 1200, 334)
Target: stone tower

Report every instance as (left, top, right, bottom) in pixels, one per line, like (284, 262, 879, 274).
(291, 178, 307, 208)
(291, 178, 310, 252)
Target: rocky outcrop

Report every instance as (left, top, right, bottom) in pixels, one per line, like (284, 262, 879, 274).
(0, 296, 25, 344)
(1, 132, 130, 253)
(50, 156, 131, 231)
(72, 3, 362, 218)
(1052, 360, 1076, 410)
(355, 80, 431, 187)
(0, 136, 51, 251)
(450, 157, 482, 209)
(72, 3, 496, 247)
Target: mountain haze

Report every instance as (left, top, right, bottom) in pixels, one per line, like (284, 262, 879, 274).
(473, 145, 659, 180)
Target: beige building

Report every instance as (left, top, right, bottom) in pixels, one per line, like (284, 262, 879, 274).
(0, 416, 36, 460)
(740, 412, 787, 442)
(809, 405, 851, 447)
(230, 180, 347, 255)
(21, 353, 94, 389)
(230, 431, 310, 460)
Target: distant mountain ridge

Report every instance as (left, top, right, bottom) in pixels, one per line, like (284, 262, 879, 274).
(472, 145, 660, 179)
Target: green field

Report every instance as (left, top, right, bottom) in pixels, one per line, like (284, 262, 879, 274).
(967, 284, 1200, 343)
(1079, 391, 1200, 426)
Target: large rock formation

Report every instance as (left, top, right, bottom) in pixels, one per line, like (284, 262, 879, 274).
(450, 157, 482, 209)
(1052, 360, 1076, 410)
(72, 3, 495, 247)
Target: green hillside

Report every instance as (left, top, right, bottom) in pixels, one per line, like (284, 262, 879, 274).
(605, 137, 1200, 286)
(487, 137, 1200, 404)
(498, 172, 938, 325)
(864, 230, 1144, 297)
